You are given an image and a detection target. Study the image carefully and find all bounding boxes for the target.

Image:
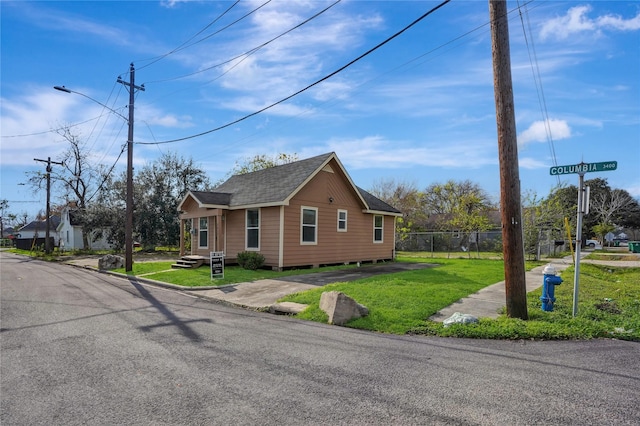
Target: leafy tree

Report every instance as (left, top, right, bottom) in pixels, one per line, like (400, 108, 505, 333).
(592, 222, 615, 246)
(423, 180, 494, 255)
(368, 178, 427, 232)
(522, 188, 570, 259)
(135, 152, 211, 248)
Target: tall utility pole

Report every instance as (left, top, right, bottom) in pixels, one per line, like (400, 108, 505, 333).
(489, 0, 528, 319)
(117, 63, 145, 272)
(34, 157, 64, 254)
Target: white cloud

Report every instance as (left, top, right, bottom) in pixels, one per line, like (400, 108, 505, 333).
(518, 157, 548, 170)
(540, 5, 640, 41)
(309, 135, 497, 170)
(518, 119, 572, 146)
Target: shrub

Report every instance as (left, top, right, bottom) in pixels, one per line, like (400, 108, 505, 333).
(236, 251, 265, 270)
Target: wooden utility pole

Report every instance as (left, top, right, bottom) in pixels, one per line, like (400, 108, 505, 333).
(117, 63, 145, 272)
(34, 157, 64, 254)
(489, 0, 528, 319)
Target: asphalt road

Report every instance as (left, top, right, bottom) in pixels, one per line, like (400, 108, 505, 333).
(1, 251, 639, 425)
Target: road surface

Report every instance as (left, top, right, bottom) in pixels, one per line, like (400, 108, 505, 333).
(1, 251, 639, 425)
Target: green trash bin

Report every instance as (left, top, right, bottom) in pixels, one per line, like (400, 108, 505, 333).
(630, 242, 640, 253)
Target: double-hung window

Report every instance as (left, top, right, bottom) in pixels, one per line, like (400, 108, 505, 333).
(337, 209, 347, 232)
(199, 217, 208, 248)
(246, 209, 260, 250)
(373, 215, 383, 243)
(301, 207, 317, 244)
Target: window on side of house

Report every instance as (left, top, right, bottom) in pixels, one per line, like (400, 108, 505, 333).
(337, 209, 347, 232)
(301, 207, 317, 244)
(199, 217, 208, 248)
(246, 208, 260, 250)
(373, 215, 383, 243)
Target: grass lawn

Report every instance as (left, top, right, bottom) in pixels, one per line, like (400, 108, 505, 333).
(280, 257, 543, 334)
(280, 255, 639, 341)
(111, 262, 361, 287)
(412, 263, 640, 341)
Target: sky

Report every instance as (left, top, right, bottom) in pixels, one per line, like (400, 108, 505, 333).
(2, 0, 639, 221)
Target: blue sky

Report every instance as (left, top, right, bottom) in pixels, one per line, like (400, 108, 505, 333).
(2, 1, 639, 219)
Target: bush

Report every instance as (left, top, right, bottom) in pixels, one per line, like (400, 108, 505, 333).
(236, 251, 265, 270)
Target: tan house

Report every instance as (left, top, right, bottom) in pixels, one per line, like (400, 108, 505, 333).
(177, 152, 402, 270)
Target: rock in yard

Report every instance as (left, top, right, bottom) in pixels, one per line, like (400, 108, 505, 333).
(98, 254, 125, 270)
(319, 291, 369, 326)
(443, 312, 478, 328)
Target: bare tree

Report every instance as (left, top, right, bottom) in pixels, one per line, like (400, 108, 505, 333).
(590, 189, 635, 227)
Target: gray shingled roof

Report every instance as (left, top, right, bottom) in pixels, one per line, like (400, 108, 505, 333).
(357, 187, 402, 214)
(189, 191, 232, 206)
(213, 152, 334, 207)
(18, 215, 61, 232)
(186, 152, 400, 214)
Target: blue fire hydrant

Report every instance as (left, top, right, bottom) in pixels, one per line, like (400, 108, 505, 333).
(541, 264, 563, 312)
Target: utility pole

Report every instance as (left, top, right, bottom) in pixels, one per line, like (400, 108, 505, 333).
(489, 0, 528, 319)
(34, 157, 64, 254)
(117, 63, 145, 272)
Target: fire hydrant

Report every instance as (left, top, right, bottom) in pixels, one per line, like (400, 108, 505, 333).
(541, 264, 563, 312)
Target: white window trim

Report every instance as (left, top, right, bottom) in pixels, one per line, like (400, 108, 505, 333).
(245, 208, 260, 251)
(373, 215, 383, 243)
(337, 209, 348, 232)
(301, 206, 318, 245)
(198, 217, 209, 249)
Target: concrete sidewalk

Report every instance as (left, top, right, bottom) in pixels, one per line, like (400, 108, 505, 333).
(428, 258, 574, 322)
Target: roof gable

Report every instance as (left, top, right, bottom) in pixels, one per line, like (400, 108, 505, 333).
(179, 152, 401, 215)
(215, 152, 336, 207)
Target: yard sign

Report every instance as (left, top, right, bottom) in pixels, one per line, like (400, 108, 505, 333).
(210, 251, 224, 280)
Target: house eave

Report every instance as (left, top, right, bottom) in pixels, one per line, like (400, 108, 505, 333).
(363, 209, 403, 217)
(229, 201, 288, 210)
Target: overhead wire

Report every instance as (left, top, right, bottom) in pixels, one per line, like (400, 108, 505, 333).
(143, 0, 341, 85)
(136, 0, 241, 70)
(137, 0, 271, 72)
(517, 0, 561, 185)
(138, 0, 452, 145)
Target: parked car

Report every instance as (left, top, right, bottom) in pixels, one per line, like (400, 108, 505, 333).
(585, 239, 602, 249)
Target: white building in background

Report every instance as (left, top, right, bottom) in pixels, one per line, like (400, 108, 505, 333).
(57, 206, 113, 251)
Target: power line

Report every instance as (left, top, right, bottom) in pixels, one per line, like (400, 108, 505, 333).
(136, 0, 241, 70)
(138, 0, 452, 146)
(143, 0, 341, 85)
(137, 0, 271, 72)
(517, 1, 560, 186)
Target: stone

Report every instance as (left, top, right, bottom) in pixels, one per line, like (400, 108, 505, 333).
(319, 291, 369, 326)
(98, 254, 125, 270)
(442, 312, 479, 328)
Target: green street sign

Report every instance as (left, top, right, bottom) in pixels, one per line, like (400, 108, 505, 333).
(549, 161, 617, 176)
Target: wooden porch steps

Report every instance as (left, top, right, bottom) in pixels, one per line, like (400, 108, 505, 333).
(171, 255, 207, 269)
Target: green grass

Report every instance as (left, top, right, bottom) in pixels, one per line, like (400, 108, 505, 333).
(280, 258, 509, 334)
(280, 254, 639, 341)
(112, 262, 361, 287)
(281, 257, 545, 334)
(411, 263, 640, 340)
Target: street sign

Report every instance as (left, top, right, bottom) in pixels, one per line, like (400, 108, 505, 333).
(550, 161, 617, 176)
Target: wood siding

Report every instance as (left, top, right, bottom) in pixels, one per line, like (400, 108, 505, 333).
(281, 159, 395, 267)
(224, 207, 281, 266)
(178, 157, 397, 269)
